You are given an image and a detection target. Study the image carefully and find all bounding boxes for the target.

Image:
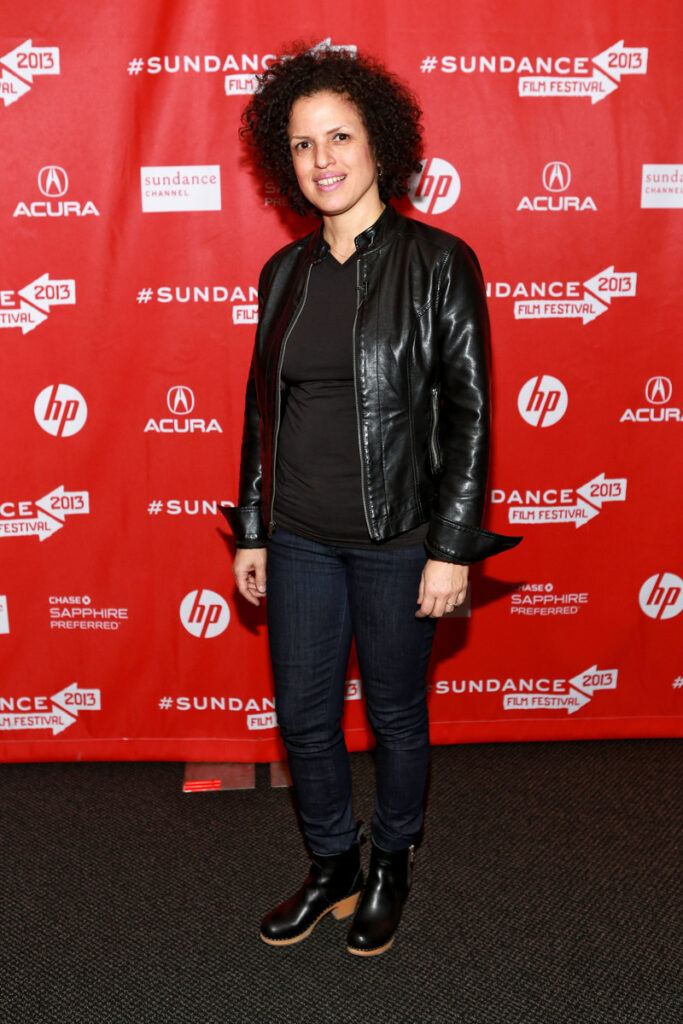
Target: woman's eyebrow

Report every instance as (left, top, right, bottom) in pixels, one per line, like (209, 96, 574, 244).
(289, 125, 350, 139)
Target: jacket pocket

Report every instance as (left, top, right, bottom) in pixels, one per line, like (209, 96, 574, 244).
(428, 385, 442, 474)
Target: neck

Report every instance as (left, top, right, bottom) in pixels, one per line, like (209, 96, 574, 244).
(322, 198, 386, 260)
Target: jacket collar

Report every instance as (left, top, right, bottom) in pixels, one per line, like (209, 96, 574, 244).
(310, 203, 399, 260)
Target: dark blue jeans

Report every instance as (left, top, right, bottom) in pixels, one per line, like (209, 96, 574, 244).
(266, 526, 437, 856)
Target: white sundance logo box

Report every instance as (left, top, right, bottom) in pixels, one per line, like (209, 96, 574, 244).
(140, 165, 222, 212)
(641, 164, 683, 209)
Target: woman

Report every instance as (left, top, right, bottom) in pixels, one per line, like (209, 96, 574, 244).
(221, 45, 521, 957)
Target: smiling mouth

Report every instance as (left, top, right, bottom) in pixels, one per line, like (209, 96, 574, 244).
(315, 174, 346, 187)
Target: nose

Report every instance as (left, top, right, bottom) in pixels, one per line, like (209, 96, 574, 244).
(313, 142, 334, 169)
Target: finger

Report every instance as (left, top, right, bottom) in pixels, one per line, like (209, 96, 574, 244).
(415, 593, 436, 618)
(235, 572, 260, 606)
(417, 574, 425, 605)
(430, 598, 450, 619)
(254, 564, 267, 594)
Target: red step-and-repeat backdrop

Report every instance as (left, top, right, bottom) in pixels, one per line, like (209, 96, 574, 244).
(2, 1, 681, 763)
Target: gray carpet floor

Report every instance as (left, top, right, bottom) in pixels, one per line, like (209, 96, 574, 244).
(1, 739, 681, 1023)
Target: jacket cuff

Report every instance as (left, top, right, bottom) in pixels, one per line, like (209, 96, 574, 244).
(219, 505, 268, 547)
(426, 513, 522, 565)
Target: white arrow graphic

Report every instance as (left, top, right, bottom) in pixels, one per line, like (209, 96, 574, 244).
(35, 485, 90, 518)
(51, 682, 102, 714)
(518, 69, 619, 104)
(0, 300, 49, 334)
(578, 294, 609, 324)
(566, 688, 592, 714)
(48, 707, 77, 734)
(34, 507, 64, 541)
(1, 488, 89, 542)
(502, 690, 592, 714)
(508, 500, 601, 527)
(592, 40, 648, 82)
(583, 267, 637, 305)
(19, 299, 49, 331)
(0, 509, 62, 541)
(513, 293, 608, 324)
(571, 499, 602, 528)
(0, 708, 77, 735)
(576, 473, 628, 508)
(18, 274, 76, 312)
(569, 666, 618, 696)
(0, 65, 31, 105)
(1, 40, 60, 82)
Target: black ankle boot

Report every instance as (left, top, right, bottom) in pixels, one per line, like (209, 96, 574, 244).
(346, 842, 414, 956)
(260, 843, 363, 946)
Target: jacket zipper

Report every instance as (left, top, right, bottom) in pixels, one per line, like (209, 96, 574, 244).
(268, 263, 313, 531)
(429, 385, 440, 472)
(353, 260, 375, 538)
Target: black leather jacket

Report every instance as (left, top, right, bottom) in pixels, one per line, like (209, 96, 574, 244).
(221, 204, 521, 564)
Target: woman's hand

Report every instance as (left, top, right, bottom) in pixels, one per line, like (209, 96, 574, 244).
(233, 547, 268, 606)
(415, 559, 469, 618)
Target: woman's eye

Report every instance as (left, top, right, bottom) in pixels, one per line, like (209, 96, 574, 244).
(335, 133, 349, 141)
(293, 141, 310, 151)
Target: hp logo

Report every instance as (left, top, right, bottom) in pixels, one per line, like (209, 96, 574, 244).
(408, 158, 461, 215)
(180, 589, 230, 638)
(518, 375, 568, 427)
(34, 384, 87, 437)
(639, 573, 683, 620)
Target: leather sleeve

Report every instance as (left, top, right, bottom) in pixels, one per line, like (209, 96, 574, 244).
(425, 241, 522, 564)
(219, 270, 269, 548)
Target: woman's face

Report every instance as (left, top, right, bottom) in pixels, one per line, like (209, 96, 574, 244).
(287, 90, 381, 223)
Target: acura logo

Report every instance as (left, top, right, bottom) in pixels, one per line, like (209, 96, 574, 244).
(542, 162, 571, 193)
(645, 376, 672, 405)
(38, 166, 69, 197)
(167, 386, 195, 415)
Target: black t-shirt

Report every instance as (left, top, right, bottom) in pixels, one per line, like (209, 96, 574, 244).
(273, 250, 428, 549)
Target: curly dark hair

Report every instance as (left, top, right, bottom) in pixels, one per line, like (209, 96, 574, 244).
(240, 44, 423, 215)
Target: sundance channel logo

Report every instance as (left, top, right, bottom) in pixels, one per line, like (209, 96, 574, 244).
(140, 165, 221, 212)
(641, 164, 683, 209)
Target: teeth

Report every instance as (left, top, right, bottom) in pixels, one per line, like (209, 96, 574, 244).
(318, 175, 345, 185)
